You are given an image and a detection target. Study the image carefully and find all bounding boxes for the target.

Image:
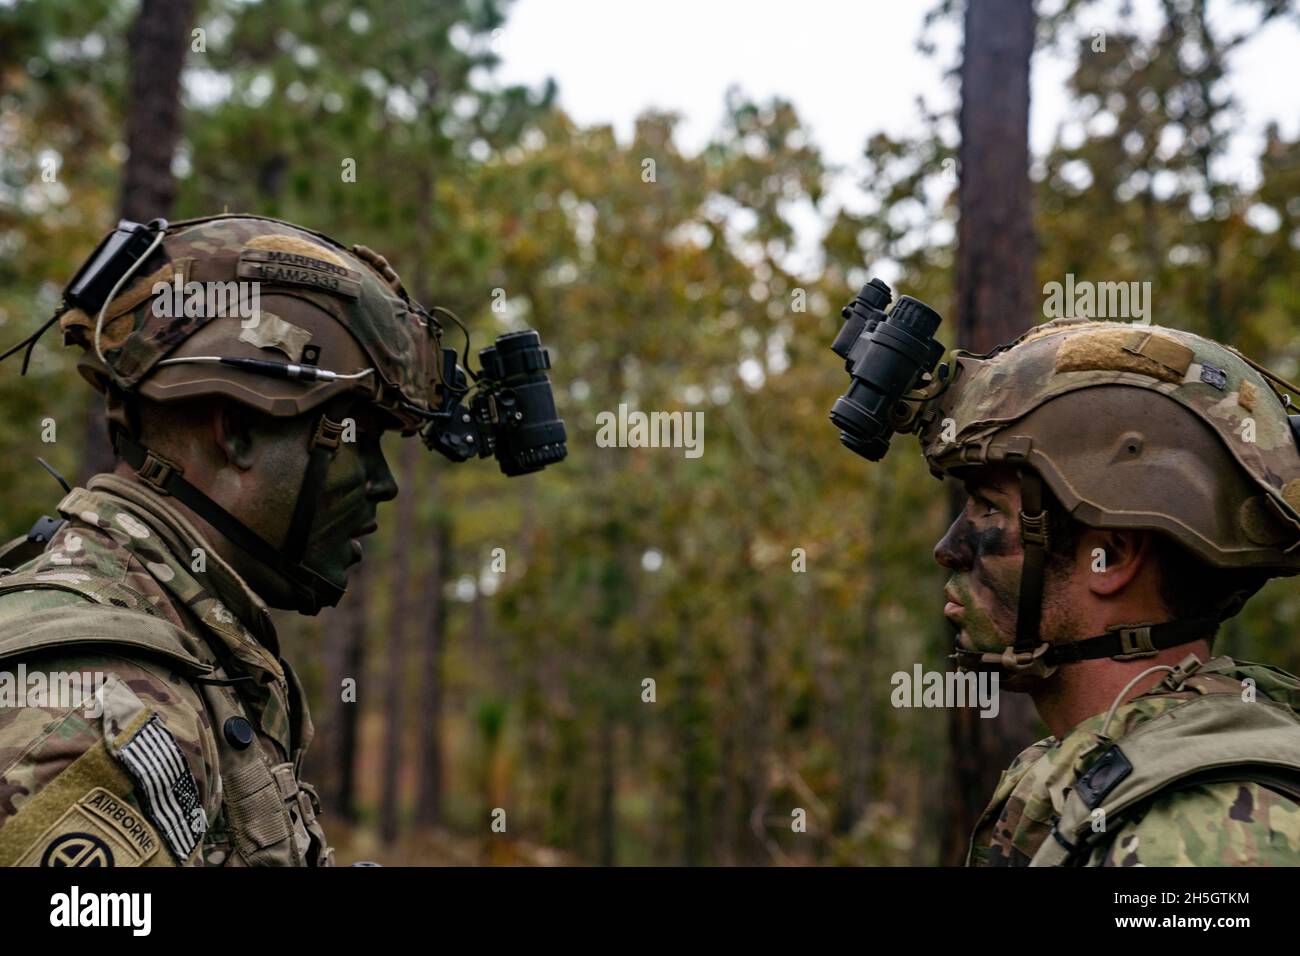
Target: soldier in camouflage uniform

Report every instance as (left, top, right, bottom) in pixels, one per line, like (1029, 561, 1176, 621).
(913, 317, 1300, 865)
(0, 215, 454, 866)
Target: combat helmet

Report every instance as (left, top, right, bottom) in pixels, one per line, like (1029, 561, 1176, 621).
(920, 317, 1300, 676)
(2, 214, 566, 614)
(826, 279, 1300, 679)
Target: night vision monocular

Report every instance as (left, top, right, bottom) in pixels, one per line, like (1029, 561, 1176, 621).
(828, 277, 951, 462)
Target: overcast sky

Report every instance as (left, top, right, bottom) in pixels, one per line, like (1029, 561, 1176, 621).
(494, 0, 1299, 198)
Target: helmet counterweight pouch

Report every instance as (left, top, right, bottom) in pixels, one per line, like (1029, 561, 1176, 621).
(65, 219, 168, 315)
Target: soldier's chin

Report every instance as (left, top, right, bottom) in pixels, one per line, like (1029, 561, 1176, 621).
(995, 653, 1052, 694)
(299, 545, 354, 595)
(954, 635, 1044, 694)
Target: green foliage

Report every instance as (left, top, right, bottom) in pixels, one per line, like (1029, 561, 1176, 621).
(0, 0, 1296, 866)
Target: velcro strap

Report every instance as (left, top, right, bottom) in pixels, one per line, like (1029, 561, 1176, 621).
(184, 254, 243, 284)
(271, 762, 300, 802)
(222, 761, 293, 854)
(103, 259, 193, 321)
(0, 742, 140, 867)
(1123, 330, 1194, 378)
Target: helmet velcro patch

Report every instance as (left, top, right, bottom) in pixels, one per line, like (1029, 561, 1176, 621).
(1017, 316, 1105, 346)
(59, 260, 192, 353)
(243, 234, 350, 268)
(1239, 379, 1258, 412)
(102, 261, 187, 322)
(1054, 328, 1192, 384)
(236, 236, 362, 298)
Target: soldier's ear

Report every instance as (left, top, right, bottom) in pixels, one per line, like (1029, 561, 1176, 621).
(211, 399, 257, 471)
(1081, 527, 1153, 597)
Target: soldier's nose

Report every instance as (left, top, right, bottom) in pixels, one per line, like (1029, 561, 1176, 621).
(934, 516, 972, 571)
(367, 453, 399, 503)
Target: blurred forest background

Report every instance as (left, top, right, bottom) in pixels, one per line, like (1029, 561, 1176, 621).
(1, 0, 1298, 865)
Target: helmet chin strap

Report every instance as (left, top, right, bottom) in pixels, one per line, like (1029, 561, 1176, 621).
(951, 468, 1220, 678)
(112, 402, 350, 615)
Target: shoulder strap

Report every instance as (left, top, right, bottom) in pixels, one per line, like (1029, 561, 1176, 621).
(0, 572, 213, 679)
(1032, 693, 1300, 866)
(0, 568, 165, 616)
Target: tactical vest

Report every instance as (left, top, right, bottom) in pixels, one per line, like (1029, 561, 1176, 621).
(1028, 658, 1300, 866)
(0, 535, 332, 867)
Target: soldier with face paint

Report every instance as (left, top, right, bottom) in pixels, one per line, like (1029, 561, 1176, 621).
(0, 215, 564, 867)
(831, 287, 1300, 866)
(937, 465, 1029, 665)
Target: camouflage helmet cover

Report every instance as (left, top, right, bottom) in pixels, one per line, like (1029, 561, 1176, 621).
(59, 214, 444, 433)
(917, 318, 1300, 575)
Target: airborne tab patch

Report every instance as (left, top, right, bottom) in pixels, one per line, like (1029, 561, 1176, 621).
(17, 788, 161, 867)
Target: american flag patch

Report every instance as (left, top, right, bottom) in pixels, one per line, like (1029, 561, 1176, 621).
(118, 714, 207, 862)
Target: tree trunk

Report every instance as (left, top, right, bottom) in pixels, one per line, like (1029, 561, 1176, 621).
(839, 475, 883, 833)
(675, 605, 707, 866)
(120, 0, 195, 224)
(379, 438, 421, 842)
(596, 712, 616, 866)
(741, 576, 770, 864)
(82, 0, 197, 482)
(415, 514, 450, 826)
(332, 560, 369, 822)
(942, 0, 1040, 866)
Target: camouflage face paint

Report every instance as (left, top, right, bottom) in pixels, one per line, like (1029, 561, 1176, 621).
(302, 404, 397, 589)
(936, 479, 1024, 655)
(229, 402, 396, 602)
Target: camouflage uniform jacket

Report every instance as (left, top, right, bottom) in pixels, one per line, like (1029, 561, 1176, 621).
(0, 472, 333, 867)
(969, 655, 1300, 866)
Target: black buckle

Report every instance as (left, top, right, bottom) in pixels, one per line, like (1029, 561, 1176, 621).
(137, 451, 182, 492)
